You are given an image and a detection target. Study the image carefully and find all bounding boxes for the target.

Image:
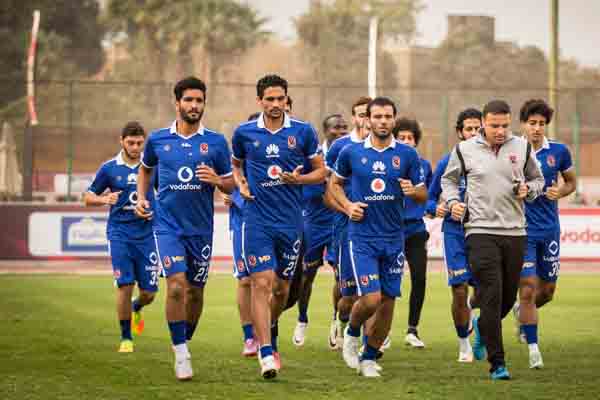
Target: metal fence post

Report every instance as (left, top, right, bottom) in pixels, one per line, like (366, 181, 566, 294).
(66, 81, 74, 201)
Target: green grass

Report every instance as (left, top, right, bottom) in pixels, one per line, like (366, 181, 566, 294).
(1, 273, 599, 400)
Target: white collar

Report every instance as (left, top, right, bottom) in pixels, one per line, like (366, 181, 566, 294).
(349, 129, 363, 143)
(256, 112, 291, 134)
(169, 120, 204, 138)
(536, 137, 551, 153)
(363, 135, 396, 152)
(115, 151, 139, 169)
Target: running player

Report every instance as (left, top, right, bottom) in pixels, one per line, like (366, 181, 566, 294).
(84, 121, 158, 353)
(426, 108, 482, 362)
(331, 97, 427, 377)
(514, 99, 576, 369)
(136, 77, 235, 381)
(393, 117, 433, 348)
(292, 114, 348, 347)
(231, 74, 326, 379)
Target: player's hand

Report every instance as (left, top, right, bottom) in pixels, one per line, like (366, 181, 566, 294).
(450, 202, 466, 221)
(346, 202, 368, 221)
(222, 193, 233, 206)
(546, 180, 560, 201)
(515, 182, 528, 200)
(196, 164, 221, 187)
(103, 191, 122, 205)
(135, 198, 153, 220)
(280, 165, 303, 185)
(399, 179, 416, 197)
(238, 176, 255, 201)
(436, 202, 448, 218)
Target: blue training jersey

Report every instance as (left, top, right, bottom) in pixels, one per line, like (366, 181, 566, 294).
(404, 157, 433, 236)
(232, 113, 320, 230)
(426, 152, 466, 235)
(141, 121, 232, 237)
(303, 146, 335, 227)
(525, 139, 573, 235)
(335, 136, 425, 241)
(228, 188, 245, 232)
(87, 152, 155, 242)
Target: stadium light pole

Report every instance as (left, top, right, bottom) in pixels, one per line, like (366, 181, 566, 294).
(364, 4, 378, 98)
(549, 0, 559, 139)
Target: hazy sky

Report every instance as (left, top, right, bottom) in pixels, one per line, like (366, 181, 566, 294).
(248, 0, 600, 67)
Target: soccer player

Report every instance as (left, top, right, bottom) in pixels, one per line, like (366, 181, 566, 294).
(84, 121, 158, 353)
(231, 74, 326, 379)
(331, 97, 427, 377)
(292, 114, 348, 347)
(324, 97, 372, 349)
(135, 77, 235, 381)
(426, 108, 482, 362)
(393, 117, 433, 348)
(514, 99, 576, 369)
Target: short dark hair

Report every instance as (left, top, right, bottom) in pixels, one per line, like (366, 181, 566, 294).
(121, 121, 145, 139)
(286, 96, 293, 110)
(256, 74, 288, 99)
(174, 76, 207, 101)
(393, 117, 422, 145)
(351, 96, 372, 115)
(366, 97, 397, 117)
(456, 108, 483, 132)
(519, 99, 554, 124)
(247, 112, 261, 121)
(483, 100, 511, 117)
(323, 114, 343, 131)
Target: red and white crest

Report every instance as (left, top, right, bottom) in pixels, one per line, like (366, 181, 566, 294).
(236, 260, 245, 272)
(547, 155, 556, 167)
(113, 269, 121, 279)
(370, 178, 386, 194)
(200, 143, 209, 154)
(288, 136, 297, 149)
(508, 153, 518, 164)
(360, 275, 369, 286)
(392, 156, 401, 169)
(163, 256, 171, 269)
(267, 165, 282, 179)
(248, 255, 257, 267)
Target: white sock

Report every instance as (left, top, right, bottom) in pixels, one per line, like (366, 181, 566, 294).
(173, 343, 190, 360)
(459, 337, 471, 351)
(528, 343, 540, 354)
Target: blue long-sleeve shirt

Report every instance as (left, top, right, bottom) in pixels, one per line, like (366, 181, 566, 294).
(404, 157, 433, 237)
(426, 153, 465, 235)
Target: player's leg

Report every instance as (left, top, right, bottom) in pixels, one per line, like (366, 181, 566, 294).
(184, 235, 213, 342)
(110, 240, 137, 352)
(536, 232, 560, 308)
(404, 230, 429, 348)
(131, 242, 159, 336)
(232, 227, 257, 356)
(515, 235, 539, 343)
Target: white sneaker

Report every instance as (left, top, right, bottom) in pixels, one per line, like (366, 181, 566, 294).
(260, 355, 278, 379)
(529, 350, 544, 369)
(293, 322, 308, 347)
(405, 333, 425, 348)
(342, 326, 360, 369)
(174, 355, 193, 381)
(380, 335, 391, 350)
(358, 360, 381, 377)
(373, 361, 383, 372)
(458, 338, 473, 362)
(328, 320, 338, 350)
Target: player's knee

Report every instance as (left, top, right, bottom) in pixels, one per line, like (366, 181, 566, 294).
(540, 284, 555, 303)
(186, 287, 204, 304)
(363, 292, 382, 311)
(139, 290, 156, 304)
(238, 277, 252, 289)
(519, 278, 537, 303)
(252, 275, 273, 294)
(167, 281, 185, 302)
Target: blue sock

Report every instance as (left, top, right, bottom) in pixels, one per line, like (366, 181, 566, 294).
(362, 343, 379, 361)
(132, 298, 143, 313)
(120, 319, 132, 340)
(347, 323, 361, 337)
(455, 324, 470, 339)
(168, 320, 186, 346)
(185, 321, 198, 341)
(363, 335, 369, 347)
(271, 322, 279, 352)
(522, 324, 538, 344)
(259, 345, 273, 359)
(242, 324, 254, 341)
(298, 306, 309, 324)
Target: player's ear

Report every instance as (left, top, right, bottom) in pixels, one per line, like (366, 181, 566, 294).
(256, 96, 262, 107)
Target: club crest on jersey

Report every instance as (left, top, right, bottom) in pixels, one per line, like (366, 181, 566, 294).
(163, 256, 171, 269)
(248, 255, 257, 267)
(267, 165, 282, 179)
(287, 136, 297, 149)
(371, 178, 386, 193)
(372, 160, 386, 175)
(200, 143, 209, 154)
(547, 155, 556, 167)
(508, 153, 518, 164)
(360, 275, 369, 286)
(392, 156, 401, 169)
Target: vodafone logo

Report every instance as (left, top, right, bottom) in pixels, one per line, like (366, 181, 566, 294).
(267, 165, 282, 179)
(371, 178, 386, 193)
(177, 166, 194, 182)
(561, 228, 600, 244)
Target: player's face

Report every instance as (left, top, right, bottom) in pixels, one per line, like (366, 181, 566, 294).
(396, 130, 416, 148)
(459, 118, 482, 140)
(326, 117, 348, 141)
(176, 89, 205, 125)
(351, 104, 368, 132)
(258, 86, 287, 120)
(523, 114, 547, 145)
(369, 105, 395, 139)
(483, 113, 511, 146)
(120, 135, 145, 161)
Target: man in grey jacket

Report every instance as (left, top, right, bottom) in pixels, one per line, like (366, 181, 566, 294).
(441, 99, 545, 380)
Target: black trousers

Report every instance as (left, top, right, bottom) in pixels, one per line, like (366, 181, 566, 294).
(466, 234, 526, 369)
(405, 230, 429, 329)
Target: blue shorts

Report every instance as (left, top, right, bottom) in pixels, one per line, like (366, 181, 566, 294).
(337, 228, 358, 297)
(521, 231, 561, 282)
(347, 238, 405, 298)
(303, 223, 333, 268)
(443, 232, 475, 287)
(109, 239, 159, 292)
(242, 224, 302, 281)
(154, 232, 212, 287)
(231, 229, 249, 280)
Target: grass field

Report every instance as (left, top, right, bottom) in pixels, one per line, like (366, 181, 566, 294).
(1, 272, 599, 400)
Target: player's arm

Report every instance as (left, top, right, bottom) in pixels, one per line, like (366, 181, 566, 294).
(441, 147, 466, 221)
(399, 153, 427, 204)
(556, 168, 577, 199)
(330, 174, 366, 221)
(523, 146, 545, 201)
(547, 148, 577, 201)
(280, 155, 326, 185)
(83, 165, 120, 207)
(135, 164, 154, 220)
(232, 158, 254, 200)
(323, 177, 347, 214)
(426, 160, 447, 218)
(195, 165, 234, 194)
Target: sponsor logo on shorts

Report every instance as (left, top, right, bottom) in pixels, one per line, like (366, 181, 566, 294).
(523, 262, 535, 269)
(258, 255, 271, 264)
(341, 279, 356, 289)
(287, 136, 296, 149)
(548, 240, 559, 255)
(113, 269, 121, 279)
(248, 255, 257, 267)
(201, 245, 212, 260)
(448, 268, 467, 278)
(149, 252, 158, 265)
(200, 143, 209, 154)
(163, 256, 171, 268)
(172, 256, 185, 263)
